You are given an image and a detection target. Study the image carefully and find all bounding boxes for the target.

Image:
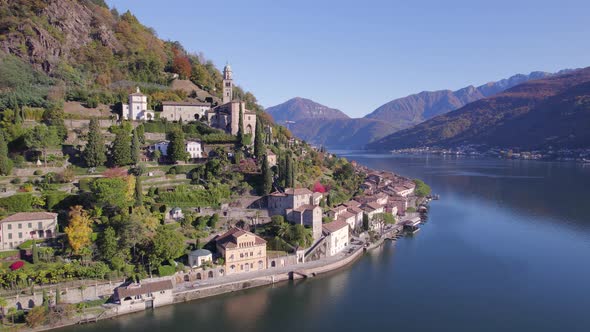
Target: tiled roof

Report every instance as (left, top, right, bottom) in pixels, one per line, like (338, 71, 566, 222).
(339, 211, 355, 219)
(347, 206, 363, 214)
(216, 227, 266, 250)
(284, 188, 313, 195)
(1, 212, 57, 223)
(322, 220, 349, 234)
(189, 249, 212, 257)
(116, 280, 173, 299)
(343, 200, 361, 207)
(362, 202, 383, 212)
(162, 101, 210, 107)
(293, 204, 319, 212)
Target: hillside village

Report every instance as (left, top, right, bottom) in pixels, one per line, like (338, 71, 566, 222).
(0, 1, 433, 328)
(0, 63, 429, 327)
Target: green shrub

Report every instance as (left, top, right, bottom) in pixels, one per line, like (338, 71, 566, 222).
(157, 265, 176, 277)
(0, 193, 35, 212)
(33, 170, 43, 176)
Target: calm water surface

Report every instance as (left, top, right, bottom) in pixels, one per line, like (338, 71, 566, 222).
(61, 154, 590, 332)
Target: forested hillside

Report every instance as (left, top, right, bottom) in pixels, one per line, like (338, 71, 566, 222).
(0, 0, 262, 113)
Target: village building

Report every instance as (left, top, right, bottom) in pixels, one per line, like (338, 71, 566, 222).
(346, 206, 364, 230)
(337, 210, 357, 230)
(168, 207, 183, 221)
(122, 87, 155, 121)
(268, 188, 314, 217)
(216, 228, 267, 275)
(0, 212, 58, 250)
(188, 249, 213, 267)
(206, 65, 257, 140)
(311, 192, 323, 205)
(389, 196, 408, 215)
(160, 101, 211, 122)
(343, 200, 361, 208)
(290, 205, 323, 241)
(114, 280, 174, 314)
(327, 205, 348, 220)
(268, 188, 323, 241)
(361, 202, 384, 221)
(392, 182, 415, 197)
(322, 220, 350, 256)
(384, 202, 399, 216)
(150, 140, 205, 159)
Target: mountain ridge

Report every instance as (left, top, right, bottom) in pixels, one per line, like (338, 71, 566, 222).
(367, 68, 590, 150)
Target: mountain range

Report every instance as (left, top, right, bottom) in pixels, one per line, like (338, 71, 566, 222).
(368, 67, 590, 150)
(268, 71, 572, 148)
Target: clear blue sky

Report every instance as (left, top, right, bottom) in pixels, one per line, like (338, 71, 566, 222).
(106, 0, 589, 118)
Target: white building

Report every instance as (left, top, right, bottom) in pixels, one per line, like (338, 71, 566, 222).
(160, 101, 211, 122)
(114, 280, 174, 314)
(122, 87, 155, 121)
(322, 220, 349, 256)
(151, 140, 204, 159)
(169, 207, 183, 221)
(188, 249, 213, 267)
(0, 212, 58, 250)
(185, 140, 204, 159)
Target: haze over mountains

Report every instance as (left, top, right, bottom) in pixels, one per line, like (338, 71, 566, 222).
(269, 71, 573, 148)
(368, 67, 590, 151)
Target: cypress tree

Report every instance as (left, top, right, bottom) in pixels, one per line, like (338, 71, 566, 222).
(0, 130, 13, 176)
(237, 103, 244, 147)
(136, 124, 145, 144)
(31, 240, 39, 264)
(83, 118, 107, 167)
(285, 155, 293, 188)
(261, 155, 272, 195)
(254, 116, 265, 161)
(135, 176, 143, 206)
(131, 129, 141, 165)
(290, 157, 296, 187)
(111, 127, 132, 166)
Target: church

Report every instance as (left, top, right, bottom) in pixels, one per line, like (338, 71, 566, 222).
(207, 64, 257, 141)
(121, 87, 155, 121)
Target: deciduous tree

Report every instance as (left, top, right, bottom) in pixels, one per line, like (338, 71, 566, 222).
(64, 206, 93, 255)
(24, 125, 60, 167)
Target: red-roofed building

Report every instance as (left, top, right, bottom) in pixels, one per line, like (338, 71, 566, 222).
(216, 228, 267, 275)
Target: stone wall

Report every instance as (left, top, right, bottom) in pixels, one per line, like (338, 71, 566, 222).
(4, 279, 126, 310)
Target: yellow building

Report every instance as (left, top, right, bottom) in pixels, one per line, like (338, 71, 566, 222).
(216, 228, 267, 275)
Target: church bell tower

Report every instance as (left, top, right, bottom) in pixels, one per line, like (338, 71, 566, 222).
(222, 63, 233, 104)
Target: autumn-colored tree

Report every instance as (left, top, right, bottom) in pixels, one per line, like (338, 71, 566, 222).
(64, 206, 93, 255)
(172, 47, 192, 79)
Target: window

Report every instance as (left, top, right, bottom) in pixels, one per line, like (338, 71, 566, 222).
(7, 225, 11, 230)
(28, 223, 32, 228)
(7, 234, 11, 239)
(250, 252, 253, 257)
(18, 224, 22, 229)
(38, 222, 43, 229)
(18, 232, 22, 239)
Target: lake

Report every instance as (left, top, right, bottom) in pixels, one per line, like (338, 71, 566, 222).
(60, 153, 590, 332)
